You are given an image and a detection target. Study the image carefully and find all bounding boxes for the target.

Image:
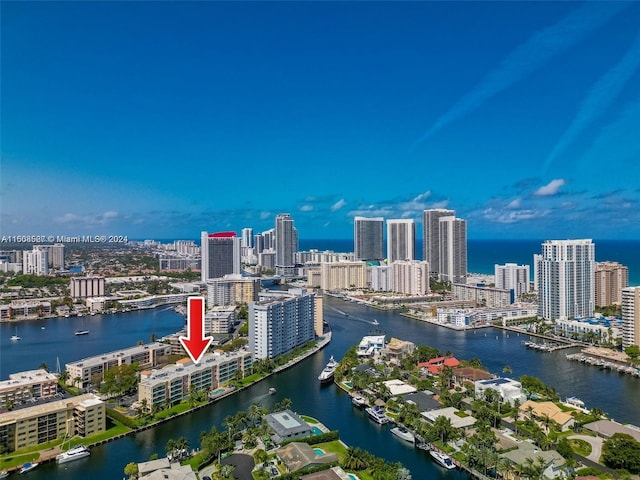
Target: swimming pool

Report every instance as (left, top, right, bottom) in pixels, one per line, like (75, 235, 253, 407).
(312, 426, 323, 435)
(313, 448, 325, 456)
(210, 388, 225, 396)
(343, 381, 353, 388)
(348, 474, 360, 480)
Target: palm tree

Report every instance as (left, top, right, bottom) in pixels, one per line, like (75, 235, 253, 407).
(432, 415, 456, 444)
(522, 456, 547, 480)
(248, 403, 263, 427)
(497, 457, 515, 480)
(512, 398, 521, 436)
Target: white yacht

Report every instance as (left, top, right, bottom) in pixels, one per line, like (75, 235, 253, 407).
(351, 395, 367, 408)
(430, 450, 456, 470)
(390, 426, 415, 443)
(19, 462, 39, 474)
(565, 396, 585, 408)
(56, 445, 90, 464)
(365, 406, 390, 424)
(318, 356, 338, 383)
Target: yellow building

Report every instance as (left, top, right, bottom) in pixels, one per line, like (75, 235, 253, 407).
(0, 394, 105, 452)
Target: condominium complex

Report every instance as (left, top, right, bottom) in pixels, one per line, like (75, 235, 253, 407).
(320, 262, 367, 291)
(422, 209, 454, 276)
(370, 265, 393, 292)
(22, 248, 48, 276)
(438, 215, 467, 283)
(0, 394, 104, 452)
(622, 286, 640, 348)
(495, 263, 530, 298)
(65, 343, 172, 388)
(0, 300, 52, 320)
(354, 216, 384, 261)
(248, 289, 316, 359)
(391, 260, 430, 296)
(70, 276, 106, 299)
(536, 239, 595, 321)
(595, 261, 628, 306)
(295, 250, 354, 265)
(275, 213, 298, 276)
(32, 243, 65, 269)
(0, 369, 58, 410)
(204, 306, 236, 334)
(206, 275, 261, 306)
(386, 219, 415, 263)
(452, 283, 514, 308)
(138, 350, 252, 410)
(200, 231, 241, 282)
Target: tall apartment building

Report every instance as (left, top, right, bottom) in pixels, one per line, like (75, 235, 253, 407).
(22, 248, 49, 276)
(495, 263, 530, 298)
(206, 275, 261, 306)
(595, 261, 629, 306)
(320, 262, 367, 291)
(200, 231, 241, 282)
(391, 260, 430, 296)
(371, 265, 393, 292)
(70, 276, 106, 299)
(275, 214, 298, 276)
(248, 289, 315, 359)
(422, 209, 454, 276)
(622, 287, 640, 348)
(0, 394, 104, 453)
(173, 240, 199, 255)
(387, 219, 415, 263)
(34, 243, 65, 269)
(241, 228, 254, 248)
(536, 239, 595, 321)
(354, 216, 384, 261)
(438, 215, 467, 283)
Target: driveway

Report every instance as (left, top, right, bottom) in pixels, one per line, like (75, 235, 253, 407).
(569, 434, 603, 462)
(221, 453, 255, 480)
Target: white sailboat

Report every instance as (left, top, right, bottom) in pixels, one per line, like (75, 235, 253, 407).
(10, 326, 21, 341)
(75, 317, 89, 336)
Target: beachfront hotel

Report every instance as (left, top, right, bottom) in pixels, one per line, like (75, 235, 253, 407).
(0, 394, 104, 452)
(137, 350, 252, 410)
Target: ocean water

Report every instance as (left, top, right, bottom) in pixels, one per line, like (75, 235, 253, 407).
(299, 238, 640, 285)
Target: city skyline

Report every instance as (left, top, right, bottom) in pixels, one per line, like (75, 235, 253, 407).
(2, 2, 640, 240)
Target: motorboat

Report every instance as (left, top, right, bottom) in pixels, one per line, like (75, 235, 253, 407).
(366, 406, 390, 424)
(565, 396, 585, 408)
(56, 444, 90, 464)
(0, 470, 9, 478)
(429, 450, 456, 470)
(351, 395, 367, 408)
(318, 356, 338, 383)
(268, 387, 277, 395)
(390, 426, 415, 443)
(19, 462, 39, 474)
(74, 330, 90, 336)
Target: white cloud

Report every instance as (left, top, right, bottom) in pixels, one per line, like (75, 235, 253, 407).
(331, 199, 346, 212)
(412, 191, 431, 202)
(534, 179, 565, 196)
(259, 211, 271, 220)
(483, 208, 549, 224)
(299, 205, 314, 212)
(507, 198, 522, 209)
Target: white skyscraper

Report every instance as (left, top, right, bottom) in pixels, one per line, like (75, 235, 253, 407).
(241, 228, 254, 248)
(354, 216, 384, 261)
(22, 248, 49, 276)
(495, 263, 530, 298)
(422, 209, 455, 276)
(438, 215, 467, 283)
(536, 239, 595, 321)
(200, 231, 241, 282)
(386, 219, 415, 263)
(621, 287, 640, 348)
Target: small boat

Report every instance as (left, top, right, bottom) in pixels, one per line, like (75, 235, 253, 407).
(74, 330, 90, 336)
(565, 396, 585, 408)
(372, 319, 379, 325)
(11, 327, 21, 341)
(366, 406, 390, 424)
(40, 326, 46, 330)
(19, 462, 39, 474)
(430, 450, 456, 470)
(351, 395, 367, 408)
(318, 356, 338, 383)
(0, 470, 9, 478)
(56, 444, 90, 464)
(268, 388, 277, 395)
(390, 426, 415, 443)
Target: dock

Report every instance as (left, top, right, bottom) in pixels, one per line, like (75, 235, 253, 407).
(566, 352, 640, 378)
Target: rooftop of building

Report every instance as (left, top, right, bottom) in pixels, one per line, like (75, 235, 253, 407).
(66, 342, 171, 369)
(0, 394, 102, 424)
(264, 409, 311, 438)
(1, 369, 57, 388)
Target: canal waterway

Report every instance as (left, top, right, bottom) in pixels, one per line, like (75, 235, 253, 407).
(2, 296, 639, 479)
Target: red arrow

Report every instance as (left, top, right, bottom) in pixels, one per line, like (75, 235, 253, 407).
(179, 297, 213, 364)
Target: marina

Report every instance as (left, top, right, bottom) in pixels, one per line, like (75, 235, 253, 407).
(565, 352, 640, 378)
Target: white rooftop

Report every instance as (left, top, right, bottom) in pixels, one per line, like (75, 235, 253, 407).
(383, 379, 417, 396)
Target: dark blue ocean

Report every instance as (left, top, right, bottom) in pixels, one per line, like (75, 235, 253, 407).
(299, 239, 640, 285)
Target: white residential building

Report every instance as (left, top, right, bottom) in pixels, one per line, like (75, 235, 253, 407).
(536, 239, 595, 321)
(248, 289, 315, 359)
(370, 265, 393, 292)
(495, 263, 530, 298)
(452, 283, 513, 308)
(357, 335, 386, 357)
(438, 215, 467, 283)
(386, 219, 415, 263)
(475, 378, 526, 406)
(622, 286, 640, 348)
(22, 248, 49, 276)
(422, 209, 455, 277)
(392, 260, 430, 296)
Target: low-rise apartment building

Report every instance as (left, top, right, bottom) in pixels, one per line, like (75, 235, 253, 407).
(0, 394, 104, 452)
(0, 369, 58, 409)
(138, 350, 252, 410)
(65, 343, 172, 388)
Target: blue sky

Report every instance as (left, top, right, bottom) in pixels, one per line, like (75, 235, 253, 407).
(2, 1, 639, 240)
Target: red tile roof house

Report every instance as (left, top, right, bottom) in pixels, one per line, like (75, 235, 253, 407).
(417, 356, 461, 376)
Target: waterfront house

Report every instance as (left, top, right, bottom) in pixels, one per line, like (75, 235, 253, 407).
(499, 441, 566, 479)
(452, 367, 494, 387)
(421, 407, 477, 430)
(475, 377, 526, 406)
(520, 400, 575, 431)
(356, 335, 386, 357)
(277, 442, 338, 472)
(264, 410, 313, 445)
(382, 338, 415, 365)
(417, 356, 461, 376)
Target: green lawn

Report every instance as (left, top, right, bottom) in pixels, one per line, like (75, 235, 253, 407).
(569, 438, 592, 457)
(301, 415, 319, 424)
(0, 451, 39, 471)
(315, 440, 348, 461)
